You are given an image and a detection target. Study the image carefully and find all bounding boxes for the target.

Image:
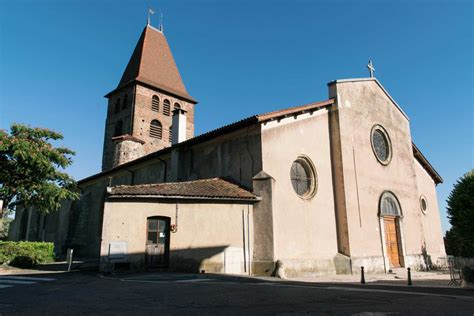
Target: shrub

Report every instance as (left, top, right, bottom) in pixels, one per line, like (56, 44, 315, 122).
(0, 241, 55, 268)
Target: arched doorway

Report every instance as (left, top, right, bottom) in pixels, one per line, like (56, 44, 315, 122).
(145, 216, 170, 268)
(379, 191, 403, 268)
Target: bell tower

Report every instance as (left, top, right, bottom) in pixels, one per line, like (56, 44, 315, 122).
(101, 24, 197, 171)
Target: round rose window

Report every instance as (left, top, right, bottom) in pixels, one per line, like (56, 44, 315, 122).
(371, 125, 392, 165)
(290, 156, 317, 199)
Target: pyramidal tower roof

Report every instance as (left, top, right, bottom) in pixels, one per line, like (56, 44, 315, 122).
(107, 25, 196, 103)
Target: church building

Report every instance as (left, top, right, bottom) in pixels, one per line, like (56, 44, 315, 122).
(9, 22, 447, 277)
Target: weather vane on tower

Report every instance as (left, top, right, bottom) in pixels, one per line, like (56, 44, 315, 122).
(147, 1, 163, 31)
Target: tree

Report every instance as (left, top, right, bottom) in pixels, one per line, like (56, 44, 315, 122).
(445, 170, 474, 257)
(0, 124, 80, 218)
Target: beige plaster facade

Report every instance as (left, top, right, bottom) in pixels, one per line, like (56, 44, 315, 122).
(100, 200, 253, 274)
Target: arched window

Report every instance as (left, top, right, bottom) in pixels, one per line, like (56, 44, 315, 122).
(163, 99, 171, 116)
(152, 95, 160, 112)
(169, 125, 173, 143)
(150, 120, 162, 139)
(379, 191, 402, 217)
(122, 94, 128, 109)
(114, 120, 123, 137)
(174, 102, 181, 111)
(114, 98, 121, 114)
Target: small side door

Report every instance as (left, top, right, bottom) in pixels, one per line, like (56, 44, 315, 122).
(146, 217, 170, 267)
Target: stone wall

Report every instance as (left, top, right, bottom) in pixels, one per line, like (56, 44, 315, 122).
(102, 85, 135, 171)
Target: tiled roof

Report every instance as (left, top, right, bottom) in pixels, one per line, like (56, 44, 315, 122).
(412, 143, 443, 184)
(108, 178, 260, 201)
(107, 25, 195, 103)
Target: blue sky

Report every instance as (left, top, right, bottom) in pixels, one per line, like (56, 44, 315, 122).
(0, 0, 472, 232)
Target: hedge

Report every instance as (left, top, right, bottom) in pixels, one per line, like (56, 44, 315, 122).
(0, 241, 55, 268)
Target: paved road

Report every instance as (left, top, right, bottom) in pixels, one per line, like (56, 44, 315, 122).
(0, 271, 473, 315)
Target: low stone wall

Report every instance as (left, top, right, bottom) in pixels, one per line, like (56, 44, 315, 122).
(351, 256, 385, 274)
(275, 258, 337, 278)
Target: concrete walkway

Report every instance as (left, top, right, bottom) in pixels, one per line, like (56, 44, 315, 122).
(288, 269, 456, 288)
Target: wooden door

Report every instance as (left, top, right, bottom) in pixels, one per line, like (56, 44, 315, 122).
(146, 217, 170, 267)
(384, 217, 401, 268)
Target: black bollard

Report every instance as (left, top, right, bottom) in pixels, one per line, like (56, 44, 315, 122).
(361, 266, 366, 284)
(407, 267, 412, 286)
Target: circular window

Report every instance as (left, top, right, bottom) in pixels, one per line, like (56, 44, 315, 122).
(420, 195, 428, 214)
(371, 125, 392, 165)
(290, 156, 317, 199)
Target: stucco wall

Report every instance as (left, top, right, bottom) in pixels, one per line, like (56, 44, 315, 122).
(329, 79, 443, 272)
(100, 200, 253, 274)
(414, 159, 447, 266)
(174, 126, 262, 188)
(261, 109, 339, 276)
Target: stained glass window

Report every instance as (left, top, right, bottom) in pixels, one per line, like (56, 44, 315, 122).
(371, 126, 391, 164)
(380, 191, 401, 216)
(290, 157, 316, 198)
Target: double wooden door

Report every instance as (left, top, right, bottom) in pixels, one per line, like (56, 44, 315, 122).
(383, 217, 401, 268)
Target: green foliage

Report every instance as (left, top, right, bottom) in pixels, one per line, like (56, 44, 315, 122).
(461, 266, 474, 283)
(0, 241, 55, 268)
(0, 124, 80, 216)
(445, 170, 474, 257)
(0, 217, 12, 240)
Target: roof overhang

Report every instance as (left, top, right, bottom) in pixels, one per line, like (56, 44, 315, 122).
(412, 143, 443, 184)
(105, 78, 198, 104)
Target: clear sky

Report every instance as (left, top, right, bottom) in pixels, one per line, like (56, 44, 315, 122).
(1, 0, 472, 232)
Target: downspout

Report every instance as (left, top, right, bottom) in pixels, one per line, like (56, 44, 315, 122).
(157, 157, 167, 182)
(124, 168, 135, 185)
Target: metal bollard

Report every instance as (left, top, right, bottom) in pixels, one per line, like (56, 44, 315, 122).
(407, 267, 412, 286)
(361, 266, 366, 284)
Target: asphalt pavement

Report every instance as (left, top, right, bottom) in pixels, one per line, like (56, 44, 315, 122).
(0, 271, 472, 315)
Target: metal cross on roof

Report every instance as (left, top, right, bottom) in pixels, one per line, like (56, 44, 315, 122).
(367, 60, 375, 78)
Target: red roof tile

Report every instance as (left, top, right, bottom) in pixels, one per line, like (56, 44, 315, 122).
(108, 25, 195, 102)
(108, 178, 259, 201)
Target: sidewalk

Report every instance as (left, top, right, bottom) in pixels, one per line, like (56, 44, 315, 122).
(288, 269, 456, 288)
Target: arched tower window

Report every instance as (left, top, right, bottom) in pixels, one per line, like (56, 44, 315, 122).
(169, 125, 173, 143)
(174, 103, 181, 111)
(379, 191, 402, 217)
(114, 120, 123, 137)
(163, 99, 171, 116)
(114, 98, 121, 114)
(122, 94, 128, 109)
(150, 120, 162, 139)
(152, 95, 160, 112)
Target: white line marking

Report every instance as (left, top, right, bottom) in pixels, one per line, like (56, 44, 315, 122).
(0, 285, 13, 289)
(0, 276, 56, 282)
(0, 280, 36, 285)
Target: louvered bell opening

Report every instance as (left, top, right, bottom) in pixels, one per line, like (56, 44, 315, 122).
(152, 96, 160, 112)
(150, 120, 162, 139)
(163, 100, 171, 116)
